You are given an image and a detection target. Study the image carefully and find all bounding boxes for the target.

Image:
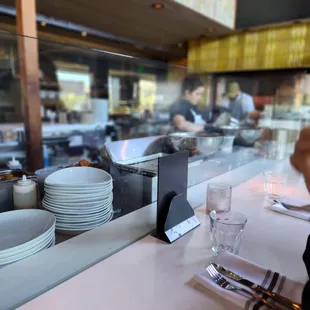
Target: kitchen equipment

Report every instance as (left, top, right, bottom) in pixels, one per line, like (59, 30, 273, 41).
(13, 175, 37, 210)
(168, 132, 224, 156)
(206, 264, 281, 310)
(220, 125, 263, 147)
(0, 209, 55, 267)
(213, 263, 302, 310)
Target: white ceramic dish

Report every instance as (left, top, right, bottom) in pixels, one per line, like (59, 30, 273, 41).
(0, 233, 55, 265)
(43, 205, 112, 217)
(44, 190, 112, 200)
(44, 186, 113, 197)
(43, 207, 112, 218)
(43, 191, 112, 202)
(0, 226, 55, 259)
(0, 210, 56, 254)
(43, 193, 112, 208)
(54, 208, 111, 222)
(56, 211, 113, 230)
(0, 231, 55, 265)
(45, 167, 112, 187)
(44, 182, 112, 191)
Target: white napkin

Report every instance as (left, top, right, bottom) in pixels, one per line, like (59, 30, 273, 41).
(194, 252, 304, 310)
(271, 197, 310, 222)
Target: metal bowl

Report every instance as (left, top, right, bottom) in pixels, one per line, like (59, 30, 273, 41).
(235, 128, 264, 146)
(168, 132, 224, 156)
(220, 126, 263, 147)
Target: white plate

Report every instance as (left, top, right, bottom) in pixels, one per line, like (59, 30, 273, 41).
(56, 211, 113, 231)
(43, 205, 113, 216)
(44, 186, 113, 197)
(43, 192, 113, 203)
(0, 232, 55, 265)
(43, 201, 112, 213)
(0, 210, 56, 255)
(0, 226, 55, 260)
(44, 183, 112, 193)
(45, 167, 112, 187)
(43, 194, 113, 208)
(54, 208, 111, 223)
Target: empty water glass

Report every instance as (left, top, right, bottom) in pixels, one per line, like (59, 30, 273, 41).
(209, 210, 247, 255)
(206, 182, 232, 214)
(264, 171, 287, 200)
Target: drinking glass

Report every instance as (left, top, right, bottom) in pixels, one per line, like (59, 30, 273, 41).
(206, 182, 232, 214)
(263, 171, 287, 200)
(209, 210, 247, 255)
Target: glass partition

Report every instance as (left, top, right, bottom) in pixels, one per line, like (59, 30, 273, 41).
(0, 30, 306, 253)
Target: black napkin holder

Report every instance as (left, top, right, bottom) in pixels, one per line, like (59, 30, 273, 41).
(152, 151, 200, 243)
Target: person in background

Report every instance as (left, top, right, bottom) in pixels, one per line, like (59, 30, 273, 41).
(170, 74, 206, 132)
(290, 127, 310, 309)
(219, 82, 261, 121)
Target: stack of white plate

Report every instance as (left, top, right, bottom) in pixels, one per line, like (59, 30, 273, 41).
(43, 167, 113, 235)
(0, 209, 56, 268)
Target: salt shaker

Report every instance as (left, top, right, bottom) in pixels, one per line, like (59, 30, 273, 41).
(13, 175, 37, 210)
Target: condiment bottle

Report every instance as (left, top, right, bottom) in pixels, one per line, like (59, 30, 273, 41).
(7, 157, 22, 170)
(13, 175, 37, 210)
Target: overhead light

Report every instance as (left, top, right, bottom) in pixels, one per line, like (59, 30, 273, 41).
(207, 27, 215, 33)
(81, 31, 87, 37)
(40, 21, 47, 27)
(152, 3, 164, 9)
(177, 42, 183, 48)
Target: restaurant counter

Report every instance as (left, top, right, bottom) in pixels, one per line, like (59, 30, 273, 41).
(0, 157, 308, 309)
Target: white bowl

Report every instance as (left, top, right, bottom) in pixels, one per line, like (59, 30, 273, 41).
(45, 167, 112, 187)
(0, 210, 56, 255)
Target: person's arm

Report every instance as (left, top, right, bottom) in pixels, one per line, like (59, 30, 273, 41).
(242, 95, 261, 121)
(291, 128, 310, 310)
(172, 115, 204, 132)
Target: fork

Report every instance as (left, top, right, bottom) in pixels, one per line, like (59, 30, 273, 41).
(274, 200, 310, 212)
(206, 264, 282, 310)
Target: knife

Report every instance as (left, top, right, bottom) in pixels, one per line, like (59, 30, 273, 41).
(212, 263, 302, 310)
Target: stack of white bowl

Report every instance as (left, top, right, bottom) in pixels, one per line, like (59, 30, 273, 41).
(43, 167, 113, 235)
(0, 209, 56, 268)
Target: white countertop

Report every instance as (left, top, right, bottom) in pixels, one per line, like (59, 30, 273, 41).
(16, 159, 310, 310)
(0, 158, 305, 310)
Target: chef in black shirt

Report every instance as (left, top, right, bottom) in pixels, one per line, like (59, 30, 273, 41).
(170, 74, 206, 132)
(290, 127, 310, 309)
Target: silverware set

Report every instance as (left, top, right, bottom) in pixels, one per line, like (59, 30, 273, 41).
(274, 200, 310, 212)
(206, 263, 302, 310)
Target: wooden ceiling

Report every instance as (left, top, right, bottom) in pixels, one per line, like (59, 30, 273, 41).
(0, 0, 232, 47)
